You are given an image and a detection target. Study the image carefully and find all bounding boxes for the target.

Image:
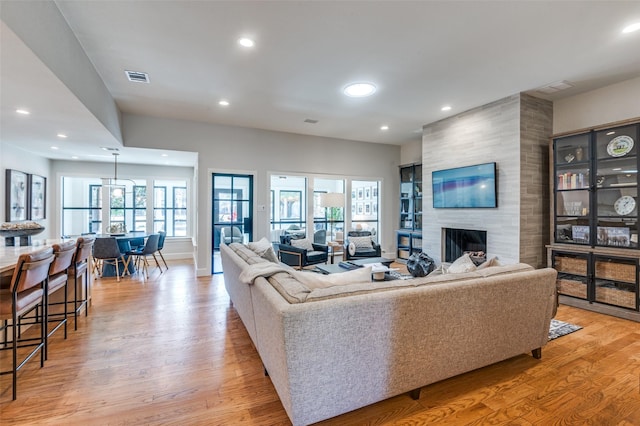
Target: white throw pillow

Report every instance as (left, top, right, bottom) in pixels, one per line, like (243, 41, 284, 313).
(348, 242, 356, 256)
(349, 236, 373, 249)
(293, 266, 372, 290)
(447, 253, 478, 274)
(290, 238, 314, 251)
(247, 237, 279, 263)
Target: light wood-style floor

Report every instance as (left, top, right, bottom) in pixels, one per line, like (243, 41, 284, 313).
(2, 260, 640, 425)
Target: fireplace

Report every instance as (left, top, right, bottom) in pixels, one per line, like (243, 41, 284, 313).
(443, 228, 487, 263)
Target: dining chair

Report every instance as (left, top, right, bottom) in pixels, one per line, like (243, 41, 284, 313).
(44, 240, 76, 359)
(126, 234, 161, 279)
(0, 247, 55, 400)
(92, 237, 128, 282)
(156, 231, 169, 271)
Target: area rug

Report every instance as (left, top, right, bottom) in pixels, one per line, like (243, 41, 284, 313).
(548, 319, 582, 340)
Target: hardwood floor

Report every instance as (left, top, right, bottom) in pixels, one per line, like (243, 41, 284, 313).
(2, 261, 640, 425)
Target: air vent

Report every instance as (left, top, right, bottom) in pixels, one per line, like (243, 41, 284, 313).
(536, 80, 573, 94)
(101, 147, 120, 152)
(125, 70, 150, 83)
(304, 119, 318, 124)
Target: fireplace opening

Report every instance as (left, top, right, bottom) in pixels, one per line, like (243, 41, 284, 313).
(443, 228, 487, 264)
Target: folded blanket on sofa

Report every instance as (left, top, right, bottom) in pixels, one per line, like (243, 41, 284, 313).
(239, 262, 293, 284)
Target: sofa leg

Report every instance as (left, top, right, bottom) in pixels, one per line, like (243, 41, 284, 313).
(532, 348, 542, 359)
(409, 388, 421, 400)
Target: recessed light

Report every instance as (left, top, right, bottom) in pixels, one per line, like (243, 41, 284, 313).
(343, 82, 377, 97)
(238, 37, 255, 47)
(622, 22, 640, 34)
(16, 109, 30, 115)
(51, 146, 59, 150)
(380, 125, 389, 131)
(219, 100, 230, 106)
(71, 156, 79, 160)
(606, 131, 616, 135)
(57, 133, 67, 138)
(441, 106, 452, 111)
(161, 154, 169, 157)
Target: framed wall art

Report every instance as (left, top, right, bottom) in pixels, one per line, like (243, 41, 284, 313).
(5, 169, 28, 222)
(30, 174, 46, 220)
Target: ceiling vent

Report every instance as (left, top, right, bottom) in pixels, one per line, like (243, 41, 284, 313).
(304, 119, 318, 124)
(536, 80, 573, 94)
(125, 70, 150, 83)
(101, 147, 120, 152)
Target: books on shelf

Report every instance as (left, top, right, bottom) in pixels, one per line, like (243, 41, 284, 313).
(557, 172, 588, 190)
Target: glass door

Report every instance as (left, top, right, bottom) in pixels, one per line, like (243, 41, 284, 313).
(212, 173, 253, 274)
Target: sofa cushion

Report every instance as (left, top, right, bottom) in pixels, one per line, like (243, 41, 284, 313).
(229, 242, 268, 265)
(474, 263, 534, 278)
(349, 236, 373, 249)
(267, 272, 311, 303)
(291, 238, 314, 251)
(447, 253, 477, 274)
(293, 267, 372, 290)
(248, 237, 279, 263)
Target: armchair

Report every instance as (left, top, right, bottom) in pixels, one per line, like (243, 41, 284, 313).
(221, 226, 243, 244)
(278, 235, 328, 269)
(344, 230, 381, 260)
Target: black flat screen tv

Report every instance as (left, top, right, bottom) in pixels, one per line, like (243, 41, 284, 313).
(432, 162, 497, 208)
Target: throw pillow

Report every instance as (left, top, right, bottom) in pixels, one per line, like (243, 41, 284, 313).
(349, 236, 373, 249)
(291, 238, 314, 251)
(247, 237, 279, 263)
(447, 253, 477, 274)
(293, 266, 372, 290)
(348, 242, 356, 256)
(476, 256, 500, 270)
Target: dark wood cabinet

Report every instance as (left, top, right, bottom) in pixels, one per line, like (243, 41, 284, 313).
(397, 164, 422, 261)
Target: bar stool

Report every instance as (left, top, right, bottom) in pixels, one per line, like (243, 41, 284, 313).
(44, 241, 76, 359)
(0, 247, 55, 400)
(68, 236, 95, 330)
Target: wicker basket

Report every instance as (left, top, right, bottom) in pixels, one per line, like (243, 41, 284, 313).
(557, 278, 587, 298)
(596, 286, 636, 309)
(595, 260, 636, 283)
(555, 256, 587, 275)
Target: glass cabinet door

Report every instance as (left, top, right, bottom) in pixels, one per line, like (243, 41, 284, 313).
(400, 166, 413, 229)
(554, 133, 591, 244)
(594, 256, 638, 310)
(553, 251, 589, 300)
(594, 124, 639, 249)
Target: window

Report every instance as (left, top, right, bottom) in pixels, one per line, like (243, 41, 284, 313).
(62, 176, 103, 236)
(352, 180, 379, 242)
(107, 180, 145, 232)
(313, 178, 345, 243)
(270, 175, 306, 234)
(154, 180, 188, 236)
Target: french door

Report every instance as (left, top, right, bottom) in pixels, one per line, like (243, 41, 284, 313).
(212, 173, 253, 274)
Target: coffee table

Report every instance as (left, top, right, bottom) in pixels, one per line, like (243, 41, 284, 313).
(315, 257, 396, 280)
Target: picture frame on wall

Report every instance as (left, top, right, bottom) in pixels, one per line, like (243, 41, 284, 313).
(365, 187, 371, 200)
(5, 169, 28, 222)
(30, 174, 46, 220)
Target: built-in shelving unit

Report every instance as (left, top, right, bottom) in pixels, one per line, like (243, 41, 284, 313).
(397, 163, 422, 262)
(548, 118, 640, 321)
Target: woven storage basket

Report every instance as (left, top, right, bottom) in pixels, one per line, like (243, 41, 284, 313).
(595, 287, 636, 309)
(555, 256, 587, 275)
(595, 260, 635, 283)
(557, 278, 587, 298)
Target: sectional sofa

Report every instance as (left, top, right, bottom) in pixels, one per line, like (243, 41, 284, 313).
(220, 242, 557, 426)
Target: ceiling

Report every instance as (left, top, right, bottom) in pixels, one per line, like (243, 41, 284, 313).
(2, 1, 640, 167)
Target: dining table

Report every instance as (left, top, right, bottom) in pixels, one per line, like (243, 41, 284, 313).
(95, 232, 149, 277)
(0, 238, 75, 274)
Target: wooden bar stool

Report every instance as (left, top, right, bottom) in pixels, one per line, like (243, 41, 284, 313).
(44, 241, 76, 359)
(68, 236, 95, 330)
(0, 247, 55, 400)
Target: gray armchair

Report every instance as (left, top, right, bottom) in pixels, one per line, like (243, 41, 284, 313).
(221, 226, 243, 244)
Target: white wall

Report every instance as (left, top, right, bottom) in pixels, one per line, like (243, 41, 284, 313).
(400, 139, 422, 165)
(554, 76, 640, 134)
(122, 113, 401, 276)
(422, 95, 522, 265)
(0, 142, 52, 239)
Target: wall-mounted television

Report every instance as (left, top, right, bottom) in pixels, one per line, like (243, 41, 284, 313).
(432, 162, 497, 208)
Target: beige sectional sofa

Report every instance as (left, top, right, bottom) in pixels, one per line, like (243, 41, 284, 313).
(220, 242, 557, 426)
